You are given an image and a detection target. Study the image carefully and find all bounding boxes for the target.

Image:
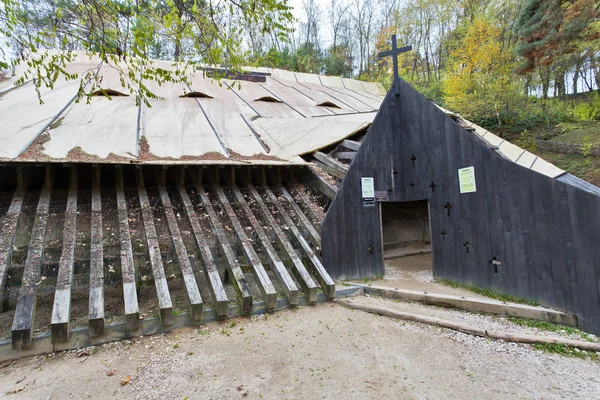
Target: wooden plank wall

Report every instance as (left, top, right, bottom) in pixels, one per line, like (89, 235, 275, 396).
(321, 77, 600, 335)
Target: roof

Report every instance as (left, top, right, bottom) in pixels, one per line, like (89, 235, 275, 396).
(0, 52, 383, 165)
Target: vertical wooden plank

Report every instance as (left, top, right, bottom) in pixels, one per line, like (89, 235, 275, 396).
(230, 185, 299, 305)
(156, 172, 204, 322)
(245, 181, 319, 302)
(196, 183, 253, 313)
(50, 166, 78, 342)
(213, 184, 278, 310)
(176, 175, 229, 318)
(11, 167, 52, 350)
(88, 166, 104, 337)
(136, 169, 173, 326)
(115, 168, 141, 331)
(264, 187, 335, 299)
(278, 186, 321, 250)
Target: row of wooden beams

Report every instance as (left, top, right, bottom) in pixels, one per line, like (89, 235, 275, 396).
(245, 181, 319, 303)
(213, 184, 278, 311)
(88, 167, 104, 337)
(157, 170, 204, 322)
(137, 169, 174, 326)
(116, 168, 141, 332)
(292, 185, 325, 225)
(50, 167, 78, 342)
(306, 166, 337, 200)
(279, 186, 321, 250)
(196, 179, 253, 314)
(176, 178, 229, 318)
(314, 151, 349, 175)
(312, 159, 345, 180)
(264, 187, 335, 300)
(11, 167, 52, 350)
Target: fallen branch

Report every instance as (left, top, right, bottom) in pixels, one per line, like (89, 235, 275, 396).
(336, 300, 600, 352)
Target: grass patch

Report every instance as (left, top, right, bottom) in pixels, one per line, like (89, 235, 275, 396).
(436, 279, 539, 306)
(509, 317, 598, 343)
(360, 274, 384, 283)
(533, 343, 600, 361)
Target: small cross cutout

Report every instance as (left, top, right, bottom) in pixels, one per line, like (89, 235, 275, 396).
(441, 230, 447, 239)
(463, 241, 472, 253)
(430, 182, 436, 193)
(444, 202, 452, 216)
(410, 155, 417, 167)
(490, 257, 502, 273)
(368, 245, 374, 255)
(410, 182, 415, 189)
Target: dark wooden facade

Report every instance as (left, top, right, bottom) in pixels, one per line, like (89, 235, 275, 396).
(322, 78, 600, 334)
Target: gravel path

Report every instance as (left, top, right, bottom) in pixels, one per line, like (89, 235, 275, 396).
(0, 300, 599, 399)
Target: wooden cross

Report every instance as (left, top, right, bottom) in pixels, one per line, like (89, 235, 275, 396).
(490, 257, 502, 273)
(444, 202, 452, 216)
(410, 155, 417, 166)
(409, 182, 415, 189)
(441, 230, 447, 239)
(463, 241, 472, 253)
(430, 182, 436, 192)
(378, 34, 412, 95)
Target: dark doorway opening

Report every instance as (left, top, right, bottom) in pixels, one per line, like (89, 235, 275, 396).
(380, 200, 433, 276)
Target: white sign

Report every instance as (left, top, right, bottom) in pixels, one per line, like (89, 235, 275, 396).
(361, 177, 374, 197)
(458, 167, 477, 194)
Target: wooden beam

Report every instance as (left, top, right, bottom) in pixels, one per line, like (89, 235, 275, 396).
(88, 166, 104, 337)
(264, 187, 335, 299)
(244, 181, 318, 303)
(0, 171, 25, 312)
(278, 186, 321, 250)
(156, 171, 203, 322)
(306, 166, 336, 200)
(50, 166, 78, 342)
(176, 175, 229, 318)
(292, 184, 324, 224)
(332, 152, 356, 161)
(136, 169, 173, 326)
(11, 166, 52, 350)
(312, 159, 345, 179)
(314, 151, 348, 175)
(196, 183, 253, 314)
(213, 184, 278, 311)
(230, 185, 299, 306)
(115, 168, 140, 332)
(341, 139, 361, 151)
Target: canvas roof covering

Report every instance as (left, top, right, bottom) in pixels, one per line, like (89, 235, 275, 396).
(0, 52, 565, 179)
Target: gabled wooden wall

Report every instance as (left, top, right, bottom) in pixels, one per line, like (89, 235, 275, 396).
(321, 78, 600, 334)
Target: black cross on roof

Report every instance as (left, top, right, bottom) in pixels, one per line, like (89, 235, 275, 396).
(378, 34, 412, 95)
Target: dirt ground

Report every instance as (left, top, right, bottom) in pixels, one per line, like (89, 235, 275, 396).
(0, 300, 599, 400)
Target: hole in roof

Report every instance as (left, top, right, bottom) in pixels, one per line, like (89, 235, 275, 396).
(180, 91, 213, 99)
(317, 101, 341, 109)
(255, 96, 282, 103)
(91, 89, 129, 97)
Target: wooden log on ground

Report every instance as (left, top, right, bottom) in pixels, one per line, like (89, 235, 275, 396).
(11, 167, 52, 350)
(306, 166, 337, 200)
(341, 139, 361, 151)
(176, 176, 229, 318)
(278, 186, 321, 249)
(50, 167, 78, 342)
(115, 168, 141, 331)
(292, 185, 325, 225)
(264, 187, 335, 300)
(213, 184, 277, 311)
(244, 181, 318, 303)
(336, 300, 600, 352)
(88, 167, 104, 337)
(314, 151, 348, 175)
(0, 172, 25, 312)
(156, 171, 203, 322)
(332, 152, 356, 161)
(231, 185, 299, 306)
(136, 169, 173, 326)
(196, 183, 253, 314)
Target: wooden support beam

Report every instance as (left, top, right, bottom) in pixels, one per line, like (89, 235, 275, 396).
(341, 139, 361, 151)
(50, 166, 78, 342)
(213, 184, 278, 311)
(314, 151, 348, 175)
(156, 171, 203, 322)
(196, 183, 253, 314)
(176, 175, 229, 318)
(292, 185, 325, 225)
(278, 186, 321, 250)
(264, 187, 335, 300)
(230, 186, 299, 305)
(115, 168, 141, 332)
(11, 167, 52, 350)
(306, 166, 337, 200)
(332, 152, 356, 161)
(312, 159, 345, 180)
(244, 181, 318, 303)
(88, 167, 104, 337)
(136, 169, 173, 326)
(0, 170, 25, 312)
